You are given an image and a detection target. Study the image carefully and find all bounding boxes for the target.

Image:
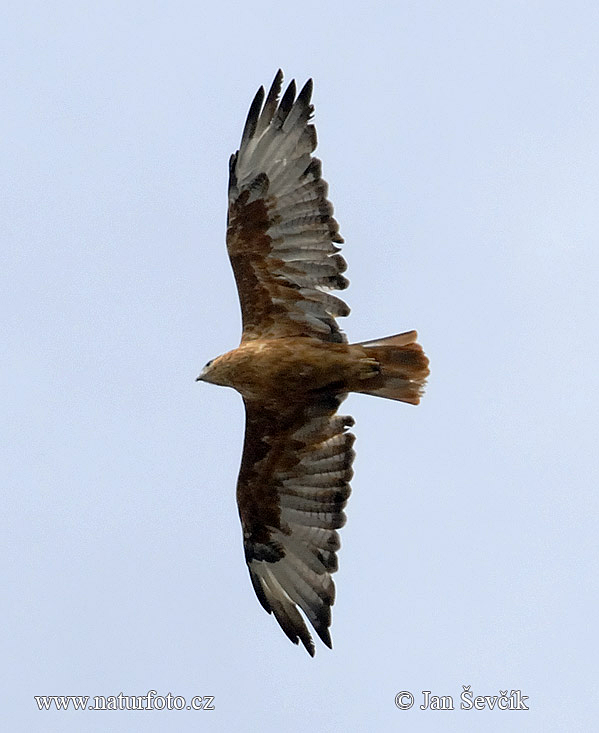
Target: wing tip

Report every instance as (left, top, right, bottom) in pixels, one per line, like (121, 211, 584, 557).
(298, 77, 314, 105)
(240, 85, 265, 148)
(247, 555, 337, 657)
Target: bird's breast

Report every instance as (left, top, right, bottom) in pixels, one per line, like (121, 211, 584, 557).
(214, 338, 355, 401)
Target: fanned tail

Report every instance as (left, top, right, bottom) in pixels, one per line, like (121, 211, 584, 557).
(355, 330, 429, 404)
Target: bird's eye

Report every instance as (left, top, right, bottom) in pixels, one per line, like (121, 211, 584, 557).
(204, 359, 214, 368)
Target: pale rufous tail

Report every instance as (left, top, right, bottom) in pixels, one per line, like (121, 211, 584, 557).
(354, 330, 429, 405)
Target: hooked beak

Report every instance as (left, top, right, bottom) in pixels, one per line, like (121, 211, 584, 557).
(196, 364, 209, 382)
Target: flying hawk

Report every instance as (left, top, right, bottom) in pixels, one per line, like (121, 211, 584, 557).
(197, 70, 429, 656)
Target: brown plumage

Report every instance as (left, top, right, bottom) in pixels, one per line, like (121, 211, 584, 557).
(197, 70, 429, 656)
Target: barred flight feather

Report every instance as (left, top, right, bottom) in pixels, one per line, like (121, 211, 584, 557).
(237, 392, 353, 656)
(227, 69, 349, 343)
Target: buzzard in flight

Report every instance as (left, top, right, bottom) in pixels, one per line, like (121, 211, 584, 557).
(197, 70, 429, 655)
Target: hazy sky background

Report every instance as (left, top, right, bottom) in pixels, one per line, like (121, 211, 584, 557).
(3, 1, 598, 730)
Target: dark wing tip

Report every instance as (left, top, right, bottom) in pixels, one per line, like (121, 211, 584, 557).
(267, 70, 284, 102)
(297, 78, 313, 106)
(270, 597, 316, 656)
(255, 70, 285, 137)
(240, 85, 265, 148)
(276, 79, 297, 125)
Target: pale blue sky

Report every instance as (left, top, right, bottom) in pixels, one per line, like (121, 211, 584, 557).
(3, 1, 598, 731)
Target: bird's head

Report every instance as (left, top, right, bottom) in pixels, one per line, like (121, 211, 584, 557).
(196, 357, 218, 385)
(196, 354, 232, 387)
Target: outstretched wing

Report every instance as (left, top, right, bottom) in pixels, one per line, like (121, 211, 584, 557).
(227, 70, 350, 344)
(237, 394, 355, 655)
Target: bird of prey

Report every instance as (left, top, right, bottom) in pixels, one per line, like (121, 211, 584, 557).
(197, 70, 429, 656)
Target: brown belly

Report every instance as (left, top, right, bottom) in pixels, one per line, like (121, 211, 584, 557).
(221, 338, 366, 402)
